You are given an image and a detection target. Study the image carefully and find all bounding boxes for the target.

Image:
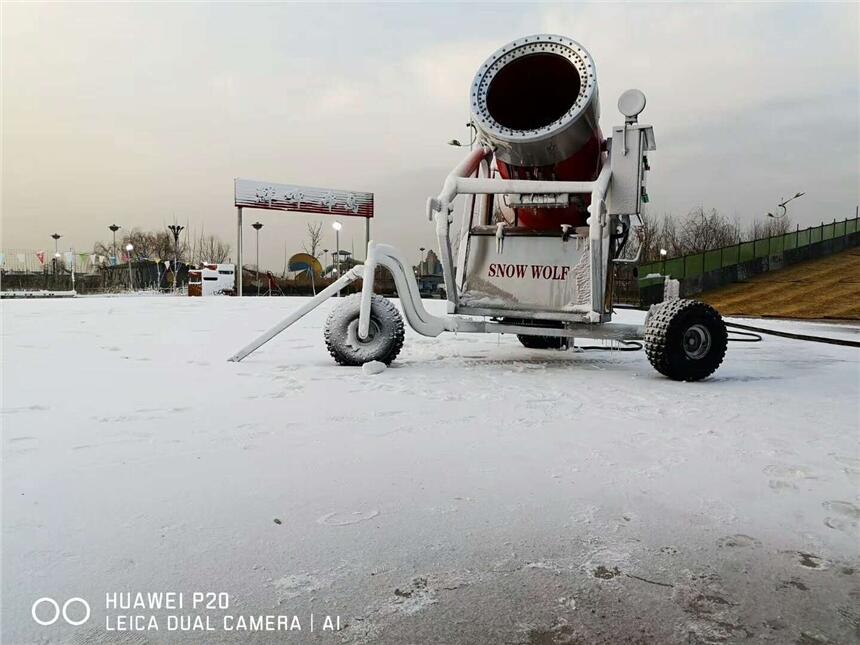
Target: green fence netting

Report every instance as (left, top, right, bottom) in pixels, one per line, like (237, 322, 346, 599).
(637, 216, 858, 283)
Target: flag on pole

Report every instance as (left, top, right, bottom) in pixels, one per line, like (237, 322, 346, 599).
(35, 251, 46, 266)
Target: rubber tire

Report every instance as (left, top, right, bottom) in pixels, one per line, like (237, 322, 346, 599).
(324, 294, 405, 366)
(645, 299, 727, 381)
(517, 335, 569, 350)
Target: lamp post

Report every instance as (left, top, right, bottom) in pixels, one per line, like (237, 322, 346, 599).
(167, 224, 184, 293)
(108, 224, 120, 264)
(419, 247, 426, 275)
(51, 234, 61, 278)
(767, 192, 805, 219)
(332, 222, 342, 297)
(322, 249, 329, 277)
(252, 222, 263, 296)
(126, 243, 134, 290)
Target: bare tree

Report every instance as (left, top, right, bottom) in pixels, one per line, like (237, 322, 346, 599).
(93, 227, 232, 265)
(93, 240, 113, 258)
(197, 234, 231, 263)
(659, 214, 683, 257)
(748, 215, 792, 240)
(626, 211, 664, 262)
(302, 222, 323, 259)
(677, 208, 740, 254)
(627, 208, 744, 262)
(93, 228, 182, 260)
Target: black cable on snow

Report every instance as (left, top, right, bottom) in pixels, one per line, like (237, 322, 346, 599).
(727, 329, 762, 343)
(724, 322, 860, 348)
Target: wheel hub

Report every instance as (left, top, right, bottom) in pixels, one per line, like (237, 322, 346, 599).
(346, 318, 380, 349)
(683, 324, 711, 359)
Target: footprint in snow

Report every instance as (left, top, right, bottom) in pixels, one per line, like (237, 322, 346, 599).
(781, 551, 830, 570)
(272, 573, 323, 600)
(764, 463, 817, 493)
(317, 510, 380, 526)
(829, 453, 860, 469)
(1, 405, 50, 414)
(763, 464, 816, 479)
(822, 500, 860, 519)
(716, 534, 761, 548)
(822, 501, 860, 532)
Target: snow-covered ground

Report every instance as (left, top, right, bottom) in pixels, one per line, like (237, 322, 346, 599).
(2, 295, 858, 644)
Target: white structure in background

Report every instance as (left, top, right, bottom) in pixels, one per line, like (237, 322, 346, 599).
(188, 263, 236, 297)
(233, 179, 374, 296)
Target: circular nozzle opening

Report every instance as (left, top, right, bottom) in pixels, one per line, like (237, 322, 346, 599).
(486, 53, 581, 131)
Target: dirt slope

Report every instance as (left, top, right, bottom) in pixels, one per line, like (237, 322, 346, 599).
(699, 247, 860, 319)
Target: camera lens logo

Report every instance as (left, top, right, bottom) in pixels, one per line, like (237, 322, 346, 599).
(31, 597, 90, 626)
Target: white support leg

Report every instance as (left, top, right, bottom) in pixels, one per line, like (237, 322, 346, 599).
(358, 242, 377, 340)
(587, 162, 612, 321)
(228, 267, 363, 362)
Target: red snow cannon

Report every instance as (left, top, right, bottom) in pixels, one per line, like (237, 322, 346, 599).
(470, 35, 603, 230)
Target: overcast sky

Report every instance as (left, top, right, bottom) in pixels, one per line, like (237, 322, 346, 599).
(2, 2, 858, 268)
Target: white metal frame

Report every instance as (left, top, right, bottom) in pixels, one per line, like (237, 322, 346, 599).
(229, 112, 654, 363)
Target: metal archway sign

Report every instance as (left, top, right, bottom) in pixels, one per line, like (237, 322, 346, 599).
(233, 178, 374, 296)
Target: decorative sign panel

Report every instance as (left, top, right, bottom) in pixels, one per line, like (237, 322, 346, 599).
(234, 179, 373, 218)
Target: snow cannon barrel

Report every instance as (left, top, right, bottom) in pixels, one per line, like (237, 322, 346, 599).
(470, 35, 603, 230)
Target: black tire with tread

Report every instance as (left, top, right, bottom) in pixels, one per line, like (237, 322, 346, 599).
(645, 299, 727, 381)
(324, 294, 405, 366)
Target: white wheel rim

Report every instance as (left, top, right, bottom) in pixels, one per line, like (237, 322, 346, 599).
(683, 324, 711, 360)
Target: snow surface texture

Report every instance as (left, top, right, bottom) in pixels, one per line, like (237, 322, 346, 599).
(2, 296, 858, 644)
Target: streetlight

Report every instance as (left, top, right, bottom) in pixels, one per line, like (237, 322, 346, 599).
(167, 224, 184, 292)
(125, 243, 134, 290)
(418, 247, 426, 275)
(767, 192, 805, 219)
(322, 249, 329, 277)
(51, 233, 61, 277)
(332, 222, 342, 297)
(251, 222, 263, 296)
(108, 224, 120, 264)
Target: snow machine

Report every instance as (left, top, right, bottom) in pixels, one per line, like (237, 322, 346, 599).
(230, 34, 727, 381)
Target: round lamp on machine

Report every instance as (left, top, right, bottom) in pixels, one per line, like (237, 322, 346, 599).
(618, 89, 647, 121)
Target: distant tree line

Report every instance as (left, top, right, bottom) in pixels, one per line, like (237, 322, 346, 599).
(93, 228, 231, 264)
(630, 208, 792, 263)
